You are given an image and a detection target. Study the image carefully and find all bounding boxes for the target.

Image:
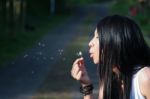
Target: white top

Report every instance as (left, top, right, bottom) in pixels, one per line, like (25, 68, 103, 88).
(130, 67, 145, 99)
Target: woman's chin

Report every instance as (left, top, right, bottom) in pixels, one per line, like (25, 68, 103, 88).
(93, 59, 99, 64)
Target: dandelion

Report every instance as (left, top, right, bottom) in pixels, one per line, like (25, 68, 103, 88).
(76, 51, 82, 57)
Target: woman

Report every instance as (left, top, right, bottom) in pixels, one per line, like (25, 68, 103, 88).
(71, 15, 150, 99)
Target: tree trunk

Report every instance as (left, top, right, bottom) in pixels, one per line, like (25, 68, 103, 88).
(1, 0, 7, 32)
(20, 0, 26, 31)
(9, 0, 15, 39)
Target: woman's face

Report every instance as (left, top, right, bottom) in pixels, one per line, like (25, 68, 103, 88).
(89, 28, 99, 64)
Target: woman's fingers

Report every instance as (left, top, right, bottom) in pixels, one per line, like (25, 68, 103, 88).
(71, 64, 82, 80)
(71, 57, 91, 84)
(71, 58, 85, 80)
(72, 58, 83, 71)
(76, 71, 82, 80)
(73, 58, 80, 66)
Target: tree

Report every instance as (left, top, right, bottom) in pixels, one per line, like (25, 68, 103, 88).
(9, 0, 15, 39)
(20, 0, 26, 31)
(1, 0, 7, 32)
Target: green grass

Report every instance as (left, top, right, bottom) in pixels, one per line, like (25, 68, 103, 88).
(0, 15, 70, 67)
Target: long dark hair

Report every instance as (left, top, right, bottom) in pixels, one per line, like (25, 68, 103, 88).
(97, 15, 150, 99)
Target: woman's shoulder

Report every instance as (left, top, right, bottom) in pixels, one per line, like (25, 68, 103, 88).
(138, 66, 150, 98)
(139, 67, 150, 79)
(138, 66, 150, 83)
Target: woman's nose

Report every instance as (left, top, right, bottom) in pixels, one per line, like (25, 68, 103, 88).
(89, 40, 93, 48)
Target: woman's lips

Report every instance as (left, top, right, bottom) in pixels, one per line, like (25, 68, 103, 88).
(90, 53, 93, 58)
(89, 49, 93, 58)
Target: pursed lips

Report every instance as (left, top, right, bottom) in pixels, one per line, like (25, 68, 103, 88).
(89, 50, 93, 58)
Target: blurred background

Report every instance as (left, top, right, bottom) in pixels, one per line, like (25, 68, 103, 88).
(0, 0, 149, 99)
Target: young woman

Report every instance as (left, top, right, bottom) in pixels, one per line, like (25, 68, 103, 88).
(71, 15, 150, 99)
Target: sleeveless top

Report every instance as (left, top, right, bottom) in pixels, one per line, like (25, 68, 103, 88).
(130, 67, 145, 99)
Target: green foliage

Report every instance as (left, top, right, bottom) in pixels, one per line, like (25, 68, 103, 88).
(111, 0, 150, 25)
(126, 0, 136, 6)
(27, 0, 50, 15)
(64, 0, 93, 5)
(55, 0, 69, 14)
(133, 13, 149, 26)
(26, 0, 112, 15)
(55, 0, 93, 14)
(110, 1, 130, 15)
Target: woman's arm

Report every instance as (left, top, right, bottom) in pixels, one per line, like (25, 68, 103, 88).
(139, 67, 150, 99)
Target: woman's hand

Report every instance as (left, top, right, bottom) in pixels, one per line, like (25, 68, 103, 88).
(71, 57, 91, 86)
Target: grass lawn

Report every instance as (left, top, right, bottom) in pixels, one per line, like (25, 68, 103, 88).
(0, 15, 70, 67)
